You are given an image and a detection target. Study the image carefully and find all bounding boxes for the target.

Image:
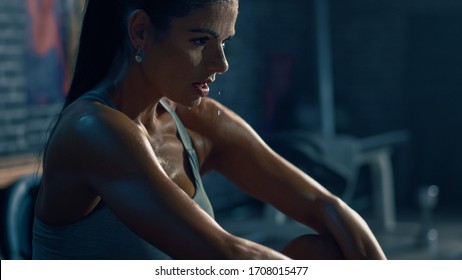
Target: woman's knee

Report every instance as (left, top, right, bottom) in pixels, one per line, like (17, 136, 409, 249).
(281, 234, 345, 260)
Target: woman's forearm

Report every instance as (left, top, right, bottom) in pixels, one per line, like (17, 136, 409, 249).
(322, 197, 387, 260)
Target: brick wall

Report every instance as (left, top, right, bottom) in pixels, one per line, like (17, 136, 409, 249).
(330, 0, 462, 136)
(0, 0, 28, 156)
(0, 0, 63, 157)
(329, 0, 462, 208)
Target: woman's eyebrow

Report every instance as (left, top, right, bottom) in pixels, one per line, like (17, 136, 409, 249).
(188, 28, 235, 41)
(188, 28, 220, 39)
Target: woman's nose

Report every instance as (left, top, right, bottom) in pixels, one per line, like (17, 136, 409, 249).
(206, 46, 229, 74)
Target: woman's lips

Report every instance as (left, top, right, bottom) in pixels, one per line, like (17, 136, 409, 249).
(192, 83, 210, 97)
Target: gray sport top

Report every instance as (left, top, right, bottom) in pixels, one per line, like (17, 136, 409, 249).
(32, 92, 214, 260)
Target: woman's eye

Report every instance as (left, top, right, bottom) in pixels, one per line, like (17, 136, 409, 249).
(191, 37, 209, 46)
(222, 37, 232, 49)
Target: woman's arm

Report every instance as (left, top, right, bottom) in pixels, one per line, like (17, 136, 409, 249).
(64, 103, 288, 260)
(182, 98, 386, 260)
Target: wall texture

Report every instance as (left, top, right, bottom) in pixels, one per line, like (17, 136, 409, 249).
(329, 0, 462, 209)
(0, 0, 28, 156)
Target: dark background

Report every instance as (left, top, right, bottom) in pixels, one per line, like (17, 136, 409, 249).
(206, 0, 462, 216)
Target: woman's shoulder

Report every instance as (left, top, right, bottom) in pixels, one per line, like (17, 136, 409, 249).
(176, 97, 261, 153)
(176, 97, 242, 133)
(48, 100, 147, 166)
(62, 98, 138, 134)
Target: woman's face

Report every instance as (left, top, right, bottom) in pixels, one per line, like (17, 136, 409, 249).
(144, 3, 238, 108)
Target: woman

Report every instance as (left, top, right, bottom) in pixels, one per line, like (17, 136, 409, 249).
(33, 0, 386, 260)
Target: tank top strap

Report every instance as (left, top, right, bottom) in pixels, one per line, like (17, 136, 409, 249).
(159, 99, 214, 218)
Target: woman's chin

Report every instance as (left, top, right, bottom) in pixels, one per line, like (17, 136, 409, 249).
(184, 97, 202, 108)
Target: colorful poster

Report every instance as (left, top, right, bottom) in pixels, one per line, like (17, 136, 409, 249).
(25, 0, 83, 105)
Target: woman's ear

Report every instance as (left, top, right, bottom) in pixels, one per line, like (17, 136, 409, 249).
(127, 9, 150, 49)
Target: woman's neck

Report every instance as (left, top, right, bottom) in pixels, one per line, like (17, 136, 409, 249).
(98, 52, 163, 121)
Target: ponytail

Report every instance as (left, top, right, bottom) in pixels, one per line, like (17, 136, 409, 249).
(64, 0, 126, 108)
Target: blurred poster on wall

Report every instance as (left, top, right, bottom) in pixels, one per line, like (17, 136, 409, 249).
(25, 0, 83, 105)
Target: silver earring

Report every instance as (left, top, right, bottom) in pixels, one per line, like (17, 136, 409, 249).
(135, 47, 143, 63)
